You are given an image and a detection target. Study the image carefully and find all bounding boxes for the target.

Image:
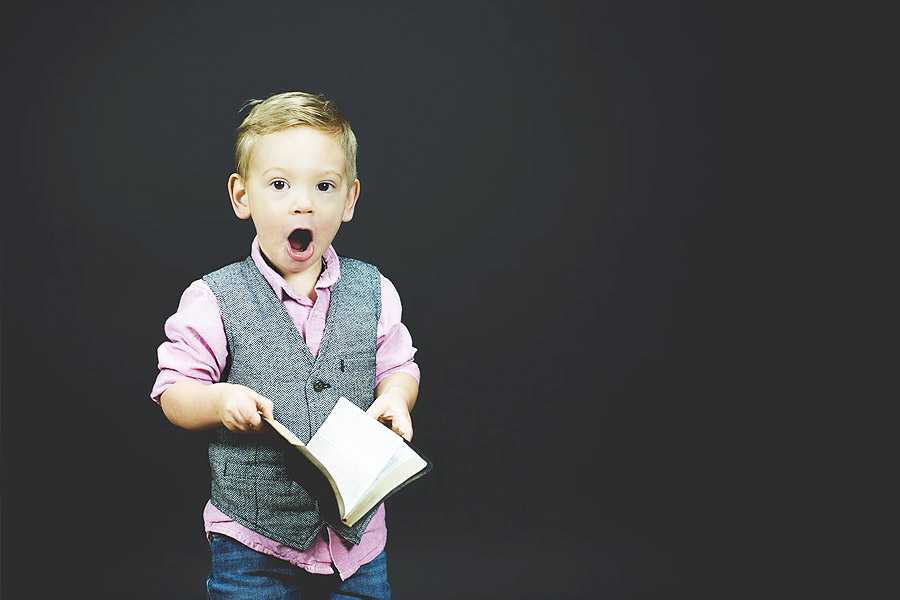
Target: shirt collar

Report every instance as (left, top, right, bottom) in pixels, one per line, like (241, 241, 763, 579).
(250, 236, 341, 302)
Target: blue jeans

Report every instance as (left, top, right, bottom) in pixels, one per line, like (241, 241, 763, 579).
(206, 533, 391, 599)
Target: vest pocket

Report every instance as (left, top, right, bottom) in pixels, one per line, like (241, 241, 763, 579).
(260, 477, 317, 514)
(212, 457, 325, 546)
(219, 462, 318, 518)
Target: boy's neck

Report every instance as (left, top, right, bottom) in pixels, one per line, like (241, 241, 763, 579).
(282, 257, 325, 301)
(260, 250, 324, 301)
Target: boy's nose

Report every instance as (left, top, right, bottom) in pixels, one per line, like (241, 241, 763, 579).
(290, 191, 314, 214)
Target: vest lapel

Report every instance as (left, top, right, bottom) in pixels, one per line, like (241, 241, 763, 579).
(243, 257, 316, 368)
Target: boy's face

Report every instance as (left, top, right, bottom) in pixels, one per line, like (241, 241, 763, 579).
(229, 126, 359, 282)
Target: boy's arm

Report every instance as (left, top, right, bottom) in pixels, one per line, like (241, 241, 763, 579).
(367, 372, 418, 442)
(154, 280, 273, 434)
(369, 275, 420, 442)
(160, 380, 274, 433)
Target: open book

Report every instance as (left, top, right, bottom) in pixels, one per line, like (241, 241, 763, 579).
(263, 397, 431, 527)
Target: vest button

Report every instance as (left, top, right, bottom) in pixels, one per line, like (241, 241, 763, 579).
(313, 380, 330, 392)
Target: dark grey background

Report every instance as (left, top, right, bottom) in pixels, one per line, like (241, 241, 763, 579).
(0, 1, 821, 598)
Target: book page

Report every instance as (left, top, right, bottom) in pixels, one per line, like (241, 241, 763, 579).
(306, 398, 404, 514)
(371, 442, 421, 489)
(343, 441, 428, 526)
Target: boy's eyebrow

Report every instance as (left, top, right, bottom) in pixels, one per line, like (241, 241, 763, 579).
(317, 169, 344, 181)
(259, 167, 288, 178)
(260, 167, 344, 181)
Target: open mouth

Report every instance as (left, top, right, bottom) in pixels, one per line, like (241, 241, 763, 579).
(286, 228, 315, 262)
(288, 228, 312, 253)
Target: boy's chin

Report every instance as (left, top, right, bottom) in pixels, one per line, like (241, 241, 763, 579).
(281, 255, 318, 272)
(284, 249, 327, 273)
(260, 245, 317, 277)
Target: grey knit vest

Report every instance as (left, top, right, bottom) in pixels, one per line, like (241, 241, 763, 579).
(202, 255, 381, 551)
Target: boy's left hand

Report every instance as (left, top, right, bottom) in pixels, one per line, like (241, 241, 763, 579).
(366, 389, 414, 442)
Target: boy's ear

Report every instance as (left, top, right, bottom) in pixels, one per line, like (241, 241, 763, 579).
(228, 173, 251, 220)
(342, 179, 361, 222)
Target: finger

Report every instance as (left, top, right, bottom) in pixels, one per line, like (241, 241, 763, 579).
(256, 396, 275, 420)
(224, 416, 251, 434)
(237, 403, 262, 429)
(392, 415, 413, 442)
(252, 409, 277, 434)
(227, 414, 253, 434)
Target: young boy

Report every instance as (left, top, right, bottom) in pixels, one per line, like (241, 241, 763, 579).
(151, 91, 419, 599)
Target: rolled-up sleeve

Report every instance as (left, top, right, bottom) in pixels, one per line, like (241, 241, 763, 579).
(150, 279, 228, 403)
(375, 275, 420, 386)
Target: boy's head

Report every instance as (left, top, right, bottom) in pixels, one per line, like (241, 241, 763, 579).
(227, 91, 361, 289)
(235, 91, 357, 185)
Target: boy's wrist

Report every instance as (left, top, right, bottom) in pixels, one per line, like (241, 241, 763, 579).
(209, 382, 230, 424)
(388, 386, 413, 407)
(375, 372, 418, 411)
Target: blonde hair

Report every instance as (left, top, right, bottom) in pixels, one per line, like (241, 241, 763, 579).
(234, 91, 357, 184)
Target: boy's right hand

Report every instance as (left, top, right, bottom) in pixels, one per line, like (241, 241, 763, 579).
(215, 383, 274, 434)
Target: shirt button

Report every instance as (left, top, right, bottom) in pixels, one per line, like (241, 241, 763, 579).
(312, 310, 319, 318)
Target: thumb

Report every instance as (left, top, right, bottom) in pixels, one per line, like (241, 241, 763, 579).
(391, 412, 413, 442)
(254, 395, 274, 420)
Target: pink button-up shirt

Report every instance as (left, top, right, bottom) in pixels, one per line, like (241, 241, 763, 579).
(151, 238, 419, 579)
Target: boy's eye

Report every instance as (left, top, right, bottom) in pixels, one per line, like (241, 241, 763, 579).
(271, 180, 289, 191)
(316, 182, 334, 192)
